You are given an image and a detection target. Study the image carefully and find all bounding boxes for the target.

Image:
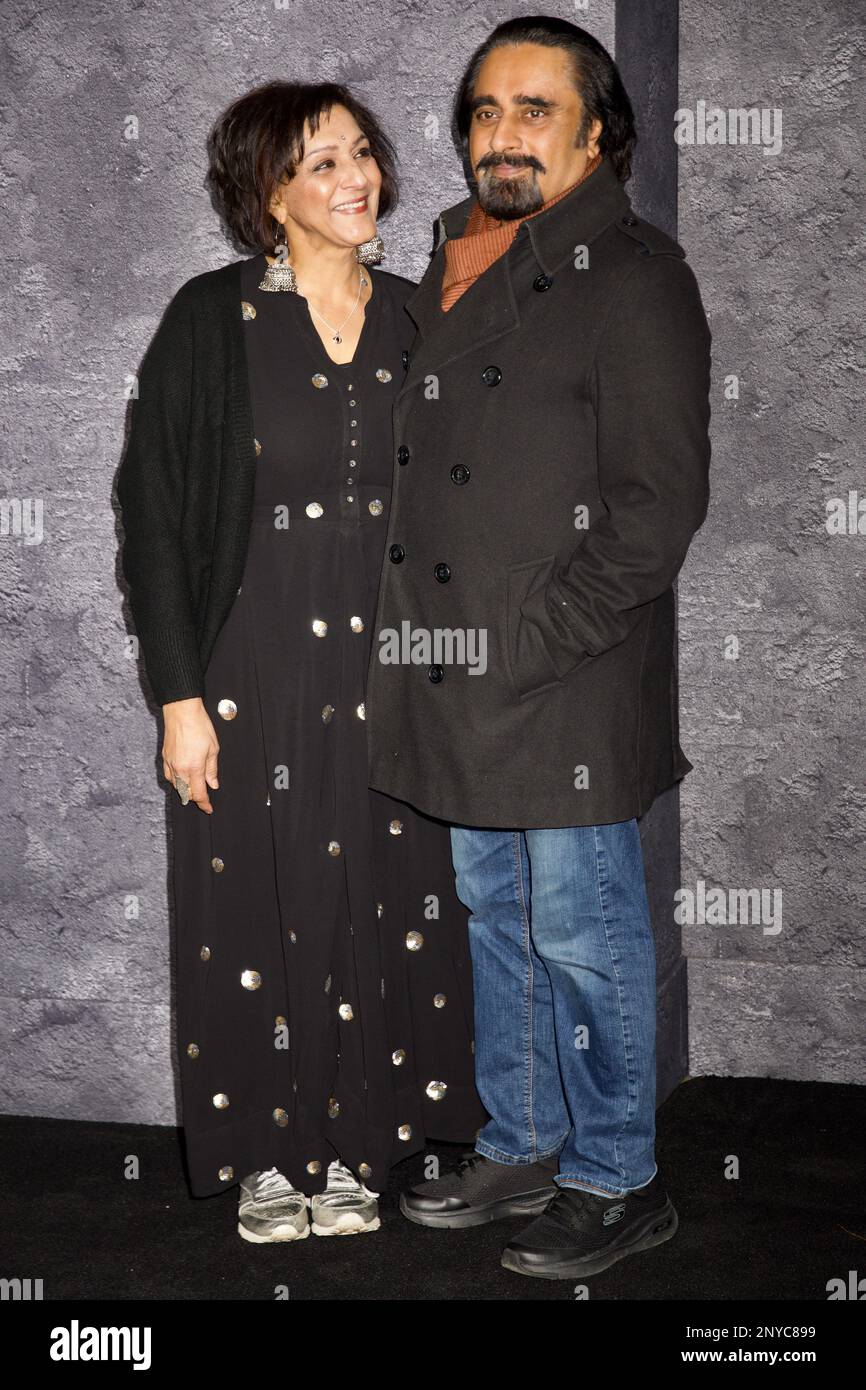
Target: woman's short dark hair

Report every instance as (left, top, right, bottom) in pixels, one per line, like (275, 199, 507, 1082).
(205, 80, 399, 254)
(452, 16, 637, 183)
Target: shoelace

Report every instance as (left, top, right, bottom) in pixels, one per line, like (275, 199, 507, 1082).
(324, 1160, 362, 1192)
(456, 1152, 483, 1179)
(252, 1167, 298, 1199)
(543, 1187, 591, 1230)
(322, 1160, 380, 1200)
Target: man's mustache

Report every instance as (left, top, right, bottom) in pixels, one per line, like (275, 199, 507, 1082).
(476, 153, 546, 174)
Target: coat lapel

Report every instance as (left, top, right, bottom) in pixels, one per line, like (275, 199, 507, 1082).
(398, 244, 522, 392)
(397, 158, 632, 399)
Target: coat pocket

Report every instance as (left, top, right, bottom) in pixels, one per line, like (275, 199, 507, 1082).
(504, 554, 564, 702)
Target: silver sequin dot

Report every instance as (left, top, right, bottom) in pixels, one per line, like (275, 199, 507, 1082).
(434, 994, 447, 1008)
(273, 1107, 289, 1127)
(339, 1002, 354, 1021)
(289, 930, 297, 944)
(376, 902, 384, 919)
(350, 615, 364, 633)
(426, 1080, 447, 1102)
(406, 931, 424, 951)
(307, 1160, 322, 1175)
(375, 367, 392, 383)
(217, 699, 237, 720)
(213, 1093, 229, 1109)
(306, 502, 324, 518)
(398, 1123, 412, 1141)
(312, 618, 328, 637)
(218, 1165, 234, 1181)
(389, 819, 403, 835)
(240, 969, 262, 990)
(321, 704, 335, 723)
(241, 301, 256, 320)
(211, 856, 224, 873)
(311, 373, 329, 389)
(392, 1048, 406, 1066)
(368, 498, 384, 516)
(186, 1042, 200, 1058)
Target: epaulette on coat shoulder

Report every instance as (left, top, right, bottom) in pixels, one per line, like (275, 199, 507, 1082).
(614, 215, 686, 259)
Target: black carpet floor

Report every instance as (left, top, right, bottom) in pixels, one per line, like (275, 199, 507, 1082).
(2, 1076, 864, 1302)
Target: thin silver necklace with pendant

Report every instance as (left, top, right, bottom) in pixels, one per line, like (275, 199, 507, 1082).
(307, 267, 368, 344)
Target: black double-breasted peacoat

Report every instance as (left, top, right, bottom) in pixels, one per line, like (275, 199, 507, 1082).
(366, 156, 712, 829)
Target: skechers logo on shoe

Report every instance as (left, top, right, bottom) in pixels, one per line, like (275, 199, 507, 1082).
(603, 1203, 627, 1226)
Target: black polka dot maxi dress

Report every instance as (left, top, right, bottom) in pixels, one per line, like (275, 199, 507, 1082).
(169, 253, 487, 1200)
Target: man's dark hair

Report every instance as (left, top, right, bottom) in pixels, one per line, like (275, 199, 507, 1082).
(452, 16, 637, 183)
(205, 80, 399, 254)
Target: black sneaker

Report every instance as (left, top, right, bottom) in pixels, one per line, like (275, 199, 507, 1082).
(399, 1151, 559, 1229)
(501, 1173, 678, 1279)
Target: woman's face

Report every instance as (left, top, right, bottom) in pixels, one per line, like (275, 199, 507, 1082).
(273, 104, 382, 251)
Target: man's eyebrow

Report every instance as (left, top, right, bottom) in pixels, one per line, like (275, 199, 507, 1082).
(469, 93, 558, 112)
(304, 133, 367, 157)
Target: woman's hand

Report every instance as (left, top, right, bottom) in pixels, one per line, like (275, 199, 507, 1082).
(162, 698, 220, 814)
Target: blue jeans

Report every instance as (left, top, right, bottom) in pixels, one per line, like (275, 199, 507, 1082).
(449, 820, 658, 1198)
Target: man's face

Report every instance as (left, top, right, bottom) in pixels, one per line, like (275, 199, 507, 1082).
(467, 42, 603, 219)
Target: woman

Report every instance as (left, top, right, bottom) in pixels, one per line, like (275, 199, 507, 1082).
(116, 80, 486, 1242)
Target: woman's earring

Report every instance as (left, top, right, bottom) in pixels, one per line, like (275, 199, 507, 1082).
(258, 222, 298, 292)
(355, 234, 385, 266)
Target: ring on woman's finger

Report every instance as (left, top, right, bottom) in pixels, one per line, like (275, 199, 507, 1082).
(174, 776, 191, 806)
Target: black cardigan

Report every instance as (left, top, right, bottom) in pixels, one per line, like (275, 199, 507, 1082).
(117, 260, 260, 707)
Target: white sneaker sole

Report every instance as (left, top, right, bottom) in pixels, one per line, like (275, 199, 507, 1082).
(311, 1213, 381, 1237)
(237, 1220, 310, 1243)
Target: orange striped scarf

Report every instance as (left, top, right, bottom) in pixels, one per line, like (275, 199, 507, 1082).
(441, 151, 603, 312)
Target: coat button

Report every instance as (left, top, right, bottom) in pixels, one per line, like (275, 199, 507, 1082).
(533, 273, 553, 291)
(428, 665, 444, 683)
(396, 445, 410, 465)
(434, 562, 451, 583)
(481, 365, 502, 386)
(389, 543, 405, 563)
(450, 464, 470, 486)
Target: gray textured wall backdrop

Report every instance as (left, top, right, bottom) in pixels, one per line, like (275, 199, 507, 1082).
(0, 0, 863, 1133)
(677, 0, 865, 1081)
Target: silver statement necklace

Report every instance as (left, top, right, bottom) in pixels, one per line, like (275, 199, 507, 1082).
(307, 267, 368, 344)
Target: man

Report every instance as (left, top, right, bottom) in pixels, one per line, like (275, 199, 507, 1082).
(365, 16, 712, 1280)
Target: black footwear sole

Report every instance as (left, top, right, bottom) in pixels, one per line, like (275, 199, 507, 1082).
(500, 1199, 679, 1279)
(399, 1184, 557, 1230)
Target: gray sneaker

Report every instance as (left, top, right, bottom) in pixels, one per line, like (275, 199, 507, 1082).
(310, 1160, 380, 1236)
(238, 1168, 310, 1243)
